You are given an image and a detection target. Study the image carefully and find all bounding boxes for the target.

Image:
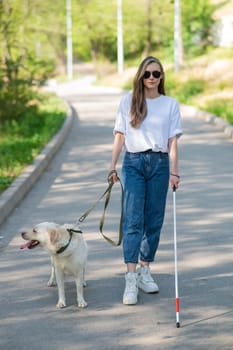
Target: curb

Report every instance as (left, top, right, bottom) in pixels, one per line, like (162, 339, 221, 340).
(0, 102, 74, 227)
(180, 104, 233, 140)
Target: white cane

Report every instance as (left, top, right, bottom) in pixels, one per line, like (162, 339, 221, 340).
(173, 186, 180, 328)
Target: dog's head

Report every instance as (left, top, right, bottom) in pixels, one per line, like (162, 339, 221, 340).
(20, 222, 68, 253)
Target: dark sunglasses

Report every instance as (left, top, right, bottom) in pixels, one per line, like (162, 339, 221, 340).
(143, 70, 161, 79)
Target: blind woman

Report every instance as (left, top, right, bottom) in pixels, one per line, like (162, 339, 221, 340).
(109, 56, 182, 305)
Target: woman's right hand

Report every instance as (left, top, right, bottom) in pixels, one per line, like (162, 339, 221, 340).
(108, 169, 118, 184)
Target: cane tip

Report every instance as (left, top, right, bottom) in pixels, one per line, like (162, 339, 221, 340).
(176, 322, 180, 328)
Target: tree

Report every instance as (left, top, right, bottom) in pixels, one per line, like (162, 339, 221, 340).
(0, 0, 57, 122)
(181, 0, 214, 55)
(74, 0, 117, 63)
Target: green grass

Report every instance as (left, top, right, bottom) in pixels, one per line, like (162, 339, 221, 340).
(202, 98, 233, 124)
(166, 73, 206, 104)
(0, 93, 66, 193)
(166, 48, 233, 125)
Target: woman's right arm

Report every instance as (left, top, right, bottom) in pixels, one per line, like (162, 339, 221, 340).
(109, 132, 125, 183)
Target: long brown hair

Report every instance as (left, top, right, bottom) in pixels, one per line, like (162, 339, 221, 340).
(130, 56, 165, 128)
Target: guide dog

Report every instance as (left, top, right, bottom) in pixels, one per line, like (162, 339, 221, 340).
(21, 222, 88, 309)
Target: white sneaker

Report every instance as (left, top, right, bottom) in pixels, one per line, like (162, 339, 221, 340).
(137, 266, 159, 293)
(123, 272, 138, 305)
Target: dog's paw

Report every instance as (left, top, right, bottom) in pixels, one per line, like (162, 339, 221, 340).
(77, 299, 88, 308)
(47, 279, 57, 287)
(56, 301, 66, 309)
(83, 280, 87, 287)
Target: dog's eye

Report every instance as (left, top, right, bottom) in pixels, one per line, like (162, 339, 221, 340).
(33, 228, 37, 233)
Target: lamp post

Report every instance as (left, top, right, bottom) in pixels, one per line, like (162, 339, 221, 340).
(174, 0, 182, 72)
(66, 0, 73, 80)
(117, 0, 124, 74)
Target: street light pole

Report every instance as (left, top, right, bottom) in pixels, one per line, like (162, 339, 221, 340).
(66, 0, 73, 80)
(174, 0, 182, 72)
(117, 0, 124, 74)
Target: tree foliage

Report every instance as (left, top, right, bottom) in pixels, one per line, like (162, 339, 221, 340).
(0, 0, 56, 122)
(181, 0, 215, 55)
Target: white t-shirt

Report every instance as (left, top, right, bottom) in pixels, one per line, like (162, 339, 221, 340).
(114, 92, 182, 153)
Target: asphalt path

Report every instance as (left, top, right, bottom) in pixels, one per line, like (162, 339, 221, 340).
(0, 80, 233, 350)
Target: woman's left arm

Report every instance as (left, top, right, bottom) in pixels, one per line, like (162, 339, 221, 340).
(168, 136, 180, 189)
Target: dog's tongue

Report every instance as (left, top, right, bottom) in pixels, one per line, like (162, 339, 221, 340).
(20, 241, 32, 249)
(20, 240, 37, 249)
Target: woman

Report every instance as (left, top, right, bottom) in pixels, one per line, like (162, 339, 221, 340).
(109, 56, 182, 305)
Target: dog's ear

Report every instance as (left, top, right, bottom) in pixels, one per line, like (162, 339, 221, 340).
(49, 229, 60, 245)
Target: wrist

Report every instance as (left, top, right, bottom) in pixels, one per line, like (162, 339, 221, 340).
(170, 173, 180, 179)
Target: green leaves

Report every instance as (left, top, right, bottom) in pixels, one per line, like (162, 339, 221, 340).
(0, 94, 66, 192)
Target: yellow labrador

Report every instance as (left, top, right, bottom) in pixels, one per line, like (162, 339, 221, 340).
(21, 222, 88, 309)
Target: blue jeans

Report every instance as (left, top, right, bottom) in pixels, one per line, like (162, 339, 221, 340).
(122, 151, 169, 264)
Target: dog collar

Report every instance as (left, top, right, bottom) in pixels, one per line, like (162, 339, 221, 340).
(56, 228, 82, 254)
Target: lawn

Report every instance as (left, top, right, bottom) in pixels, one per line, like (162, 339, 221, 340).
(0, 93, 66, 192)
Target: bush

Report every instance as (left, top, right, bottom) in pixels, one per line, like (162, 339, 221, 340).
(166, 72, 205, 103)
(0, 83, 38, 123)
(0, 93, 66, 193)
(0, 56, 56, 123)
(202, 98, 233, 125)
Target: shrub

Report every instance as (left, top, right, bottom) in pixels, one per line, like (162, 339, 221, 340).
(0, 94, 66, 192)
(203, 98, 233, 125)
(166, 72, 205, 103)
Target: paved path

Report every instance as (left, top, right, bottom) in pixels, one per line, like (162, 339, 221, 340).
(0, 80, 233, 350)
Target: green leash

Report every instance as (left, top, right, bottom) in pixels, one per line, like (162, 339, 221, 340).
(76, 174, 124, 246)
